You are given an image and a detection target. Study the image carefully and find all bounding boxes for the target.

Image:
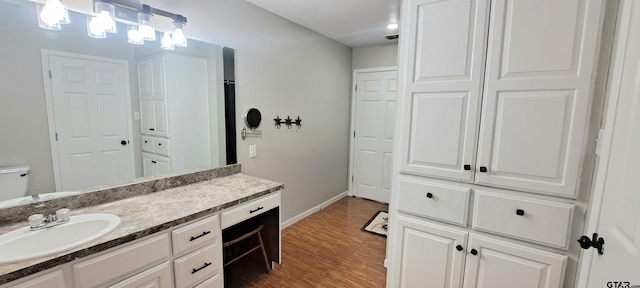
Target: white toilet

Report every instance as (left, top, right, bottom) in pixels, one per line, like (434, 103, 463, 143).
(0, 166, 31, 202)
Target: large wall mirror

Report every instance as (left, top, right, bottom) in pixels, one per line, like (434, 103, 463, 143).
(0, 0, 236, 208)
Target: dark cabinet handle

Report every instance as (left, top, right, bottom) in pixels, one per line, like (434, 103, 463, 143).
(144, 140, 148, 143)
(464, 164, 471, 171)
(479, 166, 487, 172)
(189, 231, 211, 241)
(191, 262, 211, 274)
(516, 209, 525, 216)
(470, 249, 478, 256)
(120, 140, 128, 146)
(151, 160, 157, 164)
(426, 192, 433, 199)
(250, 206, 264, 213)
(456, 245, 463, 251)
(158, 143, 162, 146)
(149, 128, 155, 131)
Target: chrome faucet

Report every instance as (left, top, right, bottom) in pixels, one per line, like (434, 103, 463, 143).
(28, 208, 71, 230)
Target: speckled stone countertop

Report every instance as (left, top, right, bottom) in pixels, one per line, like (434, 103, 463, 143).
(0, 173, 283, 284)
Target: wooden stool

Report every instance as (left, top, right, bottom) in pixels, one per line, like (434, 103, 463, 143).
(223, 225, 271, 274)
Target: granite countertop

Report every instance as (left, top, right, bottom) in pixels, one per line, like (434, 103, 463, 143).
(0, 173, 284, 284)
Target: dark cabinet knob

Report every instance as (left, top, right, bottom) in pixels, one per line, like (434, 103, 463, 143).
(120, 140, 127, 146)
(151, 160, 157, 164)
(149, 128, 155, 131)
(426, 192, 433, 198)
(479, 166, 487, 172)
(158, 143, 162, 146)
(470, 249, 478, 256)
(456, 245, 463, 251)
(464, 164, 471, 171)
(144, 140, 148, 143)
(516, 209, 525, 216)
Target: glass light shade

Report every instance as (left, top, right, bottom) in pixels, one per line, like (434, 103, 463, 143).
(94, 2, 116, 33)
(138, 13, 155, 41)
(87, 16, 106, 38)
(172, 28, 187, 47)
(160, 32, 175, 50)
(127, 26, 144, 45)
(37, 0, 67, 30)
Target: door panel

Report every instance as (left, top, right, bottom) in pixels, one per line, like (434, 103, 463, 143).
(353, 70, 396, 203)
(400, 0, 489, 182)
(153, 100, 169, 137)
(476, 0, 603, 197)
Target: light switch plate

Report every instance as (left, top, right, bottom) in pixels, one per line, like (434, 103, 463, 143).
(249, 145, 257, 158)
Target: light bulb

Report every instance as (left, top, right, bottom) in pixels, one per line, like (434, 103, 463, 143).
(138, 13, 156, 41)
(94, 2, 116, 33)
(127, 26, 144, 45)
(87, 16, 106, 38)
(387, 23, 399, 30)
(172, 28, 187, 47)
(37, 0, 67, 30)
(161, 32, 175, 50)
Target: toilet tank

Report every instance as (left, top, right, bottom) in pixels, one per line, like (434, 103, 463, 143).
(0, 166, 30, 201)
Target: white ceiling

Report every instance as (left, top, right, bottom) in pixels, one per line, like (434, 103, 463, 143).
(245, 0, 400, 48)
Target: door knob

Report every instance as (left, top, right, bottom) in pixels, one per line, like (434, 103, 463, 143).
(456, 245, 463, 251)
(470, 249, 478, 256)
(464, 164, 471, 171)
(120, 140, 128, 146)
(426, 192, 433, 199)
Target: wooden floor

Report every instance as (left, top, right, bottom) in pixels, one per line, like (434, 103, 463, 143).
(224, 196, 389, 287)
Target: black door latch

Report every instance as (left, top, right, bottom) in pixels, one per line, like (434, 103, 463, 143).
(577, 233, 605, 255)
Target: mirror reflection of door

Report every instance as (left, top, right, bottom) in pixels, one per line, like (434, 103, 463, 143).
(45, 51, 135, 191)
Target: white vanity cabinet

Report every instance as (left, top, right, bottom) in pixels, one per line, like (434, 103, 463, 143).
(6, 270, 67, 288)
(389, 0, 604, 286)
(137, 53, 211, 177)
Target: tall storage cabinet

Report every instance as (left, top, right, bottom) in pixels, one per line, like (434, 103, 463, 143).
(137, 53, 211, 177)
(388, 0, 605, 287)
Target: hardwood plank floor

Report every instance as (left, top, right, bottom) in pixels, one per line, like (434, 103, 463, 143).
(224, 196, 389, 287)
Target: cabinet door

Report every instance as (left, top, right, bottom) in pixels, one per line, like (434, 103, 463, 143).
(390, 215, 467, 288)
(475, 0, 603, 197)
(150, 56, 166, 101)
(155, 156, 171, 175)
(139, 99, 154, 135)
(108, 262, 172, 288)
(398, 0, 489, 182)
(463, 234, 567, 288)
(138, 60, 152, 101)
(152, 100, 169, 138)
(10, 270, 66, 288)
(142, 153, 156, 177)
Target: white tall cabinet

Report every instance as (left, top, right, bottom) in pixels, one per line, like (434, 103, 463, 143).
(388, 0, 605, 287)
(137, 53, 211, 177)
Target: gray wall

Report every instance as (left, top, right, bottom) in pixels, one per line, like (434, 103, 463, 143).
(352, 43, 398, 69)
(160, 0, 353, 222)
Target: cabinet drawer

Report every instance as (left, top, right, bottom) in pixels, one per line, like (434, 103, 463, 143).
(73, 234, 170, 288)
(108, 262, 172, 288)
(397, 178, 470, 226)
(472, 191, 574, 249)
(141, 136, 154, 153)
(194, 274, 222, 288)
(174, 243, 221, 288)
(221, 192, 280, 229)
(172, 215, 220, 255)
(153, 138, 170, 156)
(11, 270, 65, 288)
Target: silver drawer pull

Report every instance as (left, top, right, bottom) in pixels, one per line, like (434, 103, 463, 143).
(189, 231, 211, 241)
(250, 206, 264, 213)
(191, 262, 211, 274)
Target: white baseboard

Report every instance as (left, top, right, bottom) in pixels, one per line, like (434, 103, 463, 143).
(281, 191, 348, 229)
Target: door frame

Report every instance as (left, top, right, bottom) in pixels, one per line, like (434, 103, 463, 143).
(41, 49, 135, 191)
(575, 0, 628, 285)
(348, 66, 398, 197)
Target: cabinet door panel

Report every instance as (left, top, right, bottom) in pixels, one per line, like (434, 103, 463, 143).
(152, 100, 169, 138)
(139, 100, 153, 135)
(108, 262, 172, 288)
(390, 215, 466, 288)
(476, 0, 603, 197)
(156, 156, 170, 176)
(150, 56, 166, 100)
(463, 234, 567, 288)
(142, 153, 156, 177)
(137, 61, 152, 101)
(399, 0, 489, 182)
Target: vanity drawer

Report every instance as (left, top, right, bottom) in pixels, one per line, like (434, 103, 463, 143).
(194, 274, 223, 288)
(472, 191, 574, 249)
(108, 262, 172, 288)
(221, 192, 280, 229)
(174, 243, 221, 288)
(141, 136, 153, 153)
(172, 215, 220, 255)
(153, 138, 170, 156)
(397, 178, 470, 226)
(73, 234, 170, 288)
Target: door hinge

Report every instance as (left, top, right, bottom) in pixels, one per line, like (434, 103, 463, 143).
(353, 131, 355, 138)
(355, 85, 357, 92)
(55, 132, 58, 141)
(48, 70, 52, 79)
(595, 129, 607, 156)
(352, 175, 354, 182)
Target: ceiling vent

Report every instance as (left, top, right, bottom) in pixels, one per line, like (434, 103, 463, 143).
(385, 34, 399, 40)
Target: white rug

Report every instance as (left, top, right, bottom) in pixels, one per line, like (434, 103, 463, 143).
(362, 211, 388, 237)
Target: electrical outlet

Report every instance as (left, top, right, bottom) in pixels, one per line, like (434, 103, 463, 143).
(249, 145, 257, 158)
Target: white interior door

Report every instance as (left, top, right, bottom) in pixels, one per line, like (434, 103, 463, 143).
(583, 1, 640, 285)
(47, 53, 134, 191)
(352, 69, 397, 203)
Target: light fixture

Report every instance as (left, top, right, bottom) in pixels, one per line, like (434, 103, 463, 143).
(137, 11, 156, 41)
(94, 2, 117, 33)
(160, 31, 175, 50)
(387, 23, 399, 30)
(87, 15, 107, 38)
(37, 0, 69, 30)
(171, 21, 187, 47)
(127, 25, 144, 44)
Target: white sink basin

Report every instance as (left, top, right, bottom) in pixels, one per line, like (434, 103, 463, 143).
(0, 214, 120, 264)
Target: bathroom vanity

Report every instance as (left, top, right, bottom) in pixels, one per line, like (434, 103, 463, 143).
(0, 165, 283, 287)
